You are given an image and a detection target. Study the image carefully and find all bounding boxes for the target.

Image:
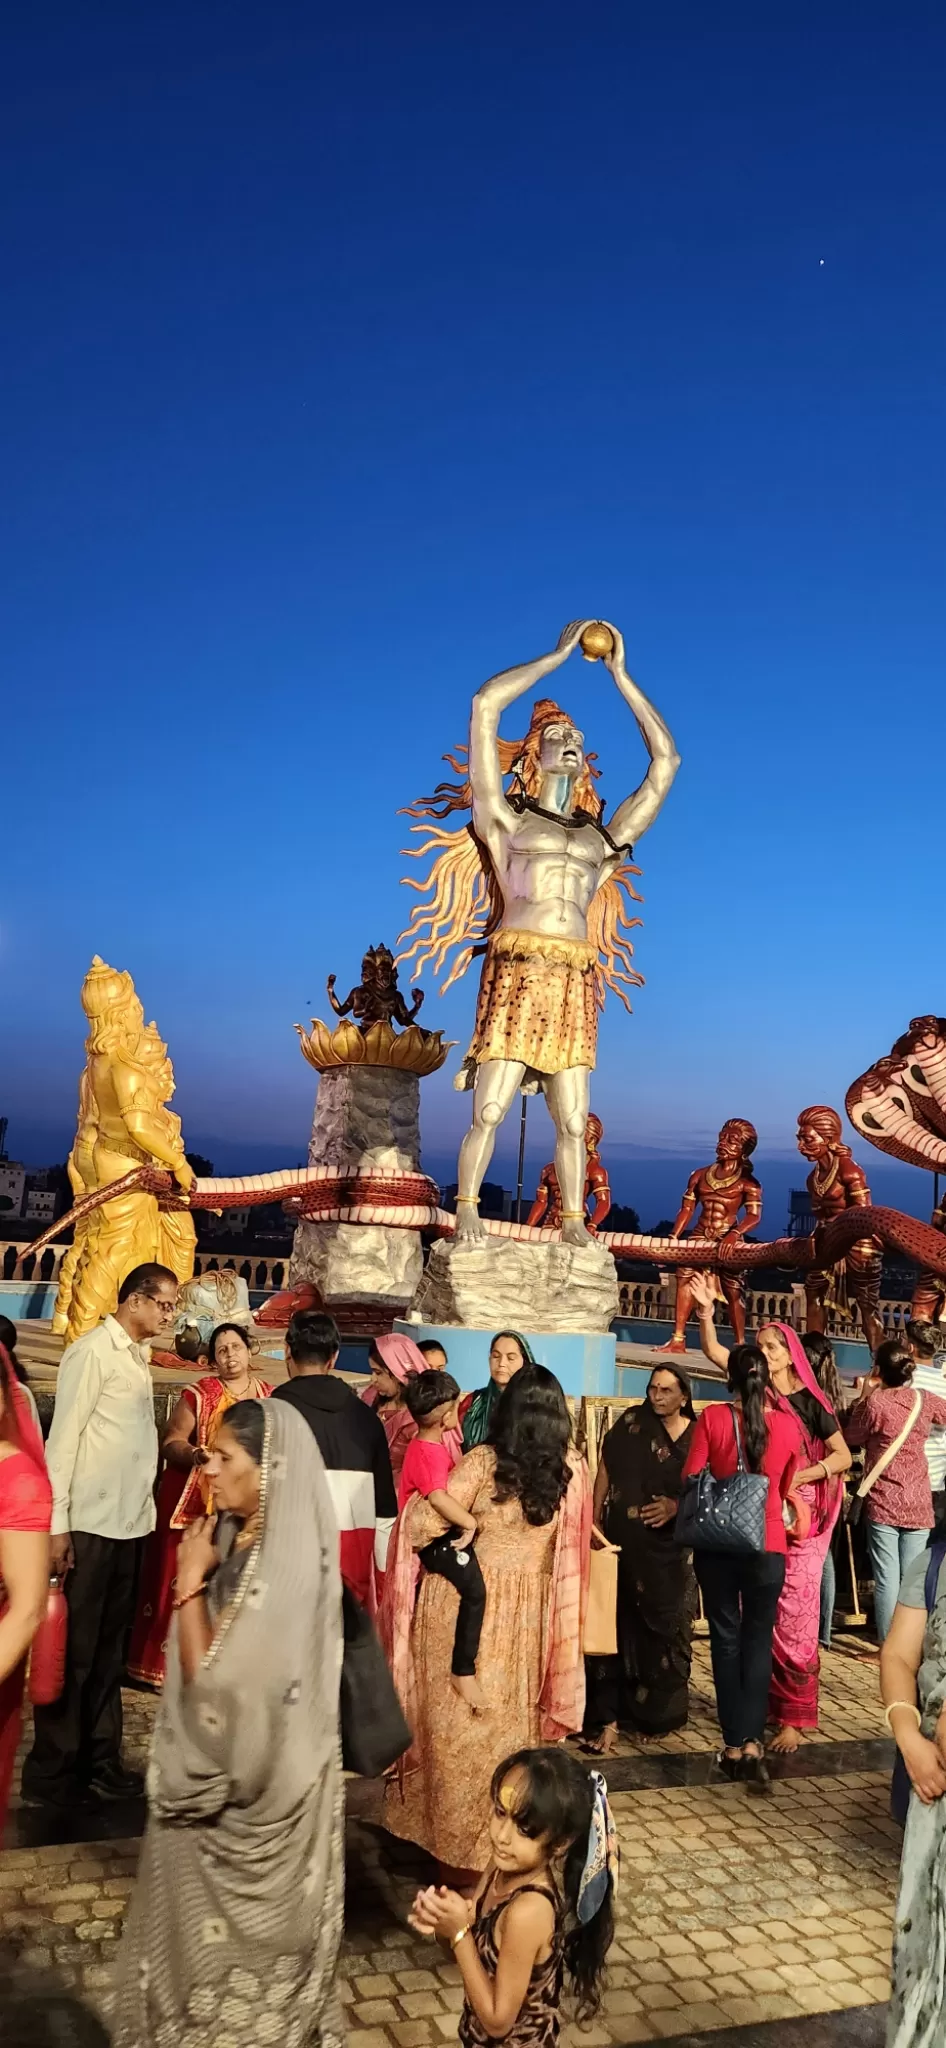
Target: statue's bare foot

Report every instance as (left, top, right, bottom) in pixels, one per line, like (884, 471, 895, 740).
(657, 1338, 688, 1354)
(454, 1204, 486, 1244)
(561, 1217, 591, 1247)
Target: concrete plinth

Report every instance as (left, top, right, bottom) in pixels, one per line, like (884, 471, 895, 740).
(290, 1065, 424, 1310)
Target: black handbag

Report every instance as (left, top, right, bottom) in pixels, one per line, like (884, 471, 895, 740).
(339, 1584, 411, 1778)
(674, 1406, 769, 1554)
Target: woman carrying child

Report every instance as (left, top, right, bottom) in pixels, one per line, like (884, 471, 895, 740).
(409, 1746, 615, 2048)
(381, 1365, 590, 1876)
(397, 1370, 488, 1711)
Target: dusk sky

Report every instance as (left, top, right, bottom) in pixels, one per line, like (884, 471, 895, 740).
(2, 5, 944, 1228)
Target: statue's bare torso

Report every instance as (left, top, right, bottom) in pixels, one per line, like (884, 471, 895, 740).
(499, 809, 611, 939)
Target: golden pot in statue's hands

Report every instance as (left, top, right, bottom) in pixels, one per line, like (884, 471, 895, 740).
(580, 622, 615, 662)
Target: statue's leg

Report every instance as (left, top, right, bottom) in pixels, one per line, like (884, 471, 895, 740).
(911, 1272, 942, 1323)
(720, 1270, 747, 1344)
(805, 1269, 829, 1336)
(543, 1069, 591, 1246)
(850, 1256, 884, 1353)
(456, 1059, 526, 1242)
(68, 1191, 158, 1342)
(658, 1267, 694, 1352)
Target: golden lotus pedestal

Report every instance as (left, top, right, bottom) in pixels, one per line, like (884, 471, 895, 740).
(290, 1018, 449, 1316)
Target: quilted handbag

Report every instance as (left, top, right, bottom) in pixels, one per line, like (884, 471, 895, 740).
(674, 1406, 769, 1554)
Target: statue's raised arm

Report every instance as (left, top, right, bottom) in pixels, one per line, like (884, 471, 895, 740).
(600, 624, 681, 855)
(468, 620, 593, 861)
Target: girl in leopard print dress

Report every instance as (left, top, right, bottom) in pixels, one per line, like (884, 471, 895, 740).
(409, 1747, 616, 2048)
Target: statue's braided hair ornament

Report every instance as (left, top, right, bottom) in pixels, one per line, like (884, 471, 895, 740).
(396, 697, 644, 1010)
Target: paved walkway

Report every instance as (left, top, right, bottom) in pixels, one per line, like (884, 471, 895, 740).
(0, 1639, 901, 2046)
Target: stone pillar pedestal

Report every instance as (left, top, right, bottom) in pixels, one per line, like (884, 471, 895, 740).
(289, 1067, 424, 1311)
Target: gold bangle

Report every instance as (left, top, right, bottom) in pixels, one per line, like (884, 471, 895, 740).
(173, 1583, 207, 1611)
(883, 1701, 921, 1732)
(455, 1197, 479, 1207)
(451, 1925, 472, 1950)
(560, 1210, 587, 1219)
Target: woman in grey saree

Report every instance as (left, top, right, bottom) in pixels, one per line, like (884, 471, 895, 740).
(882, 1537, 946, 2048)
(113, 1398, 344, 2048)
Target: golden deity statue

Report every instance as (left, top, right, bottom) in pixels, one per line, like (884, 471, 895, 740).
(52, 958, 196, 1342)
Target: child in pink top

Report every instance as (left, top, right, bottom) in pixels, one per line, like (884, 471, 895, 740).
(401, 1371, 487, 1710)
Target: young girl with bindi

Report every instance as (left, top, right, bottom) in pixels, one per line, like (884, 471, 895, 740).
(409, 1746, 615, 2047)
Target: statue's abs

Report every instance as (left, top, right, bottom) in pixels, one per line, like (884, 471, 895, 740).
(501, 816, 605, 939)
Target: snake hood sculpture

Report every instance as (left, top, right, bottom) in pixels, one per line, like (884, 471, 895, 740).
(846, 1016, 946, 1172)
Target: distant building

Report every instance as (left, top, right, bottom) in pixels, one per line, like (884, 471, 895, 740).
(203, 1207, 252, 1238)
(0, 1163, 25, 1218)
(24, 1188, 58, 1223)
(440, 1181, 513, 1220)
(788, 1189, 816, 1237)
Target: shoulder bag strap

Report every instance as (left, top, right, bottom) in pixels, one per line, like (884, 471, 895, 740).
(855, 1388, 923, 1502)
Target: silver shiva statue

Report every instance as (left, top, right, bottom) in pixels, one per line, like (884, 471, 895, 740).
(399, 619, 680, 1245)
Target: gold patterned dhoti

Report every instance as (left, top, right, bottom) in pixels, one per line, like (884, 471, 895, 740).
(463, 928, 598, 1085)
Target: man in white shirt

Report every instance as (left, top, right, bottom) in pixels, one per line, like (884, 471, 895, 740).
(22, 1261, 179, 1808)
(907, 1319, 946, 1524)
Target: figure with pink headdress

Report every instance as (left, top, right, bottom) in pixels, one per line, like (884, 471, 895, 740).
(362, 1332, 432, 1485)
(693, 1278, 852, 1754)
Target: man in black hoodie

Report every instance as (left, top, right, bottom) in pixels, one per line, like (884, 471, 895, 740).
(272, 1309, 397, 1606)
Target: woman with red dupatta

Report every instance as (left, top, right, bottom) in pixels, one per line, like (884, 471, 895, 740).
(0, 1341, 52, 1831)
(756, 1322, 851, 1749)
(127, 1323, 271, 1688)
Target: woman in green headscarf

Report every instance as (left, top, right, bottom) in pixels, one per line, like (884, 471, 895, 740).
(460, 1331, 537, 1449)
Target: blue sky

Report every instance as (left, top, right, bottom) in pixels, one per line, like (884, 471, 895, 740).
(2, 4, 944, 1228)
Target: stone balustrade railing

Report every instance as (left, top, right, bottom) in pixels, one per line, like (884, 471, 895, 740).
(616, 1274, 913, 1339)
(1, 1238, 917, 1346)
(0, 1240, 293, 1295)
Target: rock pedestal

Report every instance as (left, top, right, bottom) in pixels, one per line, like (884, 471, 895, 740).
(411, 1233, 619, 1335)
(289, 1067, 424, 1310)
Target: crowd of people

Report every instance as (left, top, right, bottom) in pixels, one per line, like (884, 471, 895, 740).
(2, 1274, 946, 2045)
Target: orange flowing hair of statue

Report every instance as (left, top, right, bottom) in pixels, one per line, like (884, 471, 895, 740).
(395, 698, 644, 1011)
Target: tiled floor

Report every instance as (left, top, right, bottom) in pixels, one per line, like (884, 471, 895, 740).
(0, 1640, 900, 2047)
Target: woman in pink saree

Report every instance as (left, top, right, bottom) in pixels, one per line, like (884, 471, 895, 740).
(756, 1323, 851, 1750)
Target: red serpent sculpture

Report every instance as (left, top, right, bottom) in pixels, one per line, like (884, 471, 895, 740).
(17, 1166, 946, 1283)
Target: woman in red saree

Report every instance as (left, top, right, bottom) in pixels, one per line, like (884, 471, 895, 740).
(127, 1323, 272, 1688)
(0, 1341, 52, 1832)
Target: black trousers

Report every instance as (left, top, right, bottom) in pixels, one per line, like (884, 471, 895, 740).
(24, 1532, 141, 1793)
(694, 1549, 786, 1748)
(418, 1534, 486, 1676)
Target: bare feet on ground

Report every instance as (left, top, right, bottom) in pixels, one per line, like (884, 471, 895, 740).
(768, 1724, 803, 1753)
(585, 1722, 619, 1756)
